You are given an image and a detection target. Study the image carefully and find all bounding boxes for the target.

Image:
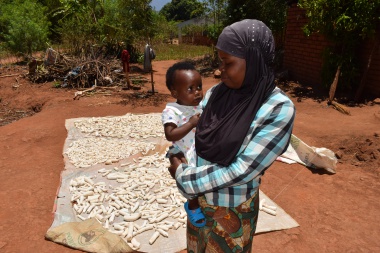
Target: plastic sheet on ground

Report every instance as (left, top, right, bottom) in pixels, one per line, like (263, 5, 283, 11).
(47, 113, 299, 253)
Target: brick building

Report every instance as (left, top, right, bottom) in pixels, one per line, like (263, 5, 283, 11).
(283, 3, 380, 98)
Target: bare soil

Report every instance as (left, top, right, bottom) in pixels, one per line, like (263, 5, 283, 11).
(0, 60, 379, 253)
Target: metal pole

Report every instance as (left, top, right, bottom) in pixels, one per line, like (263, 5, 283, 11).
(150, 69, 155, 93)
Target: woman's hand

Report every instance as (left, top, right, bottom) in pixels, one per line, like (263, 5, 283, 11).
(168, 152, 187, 179)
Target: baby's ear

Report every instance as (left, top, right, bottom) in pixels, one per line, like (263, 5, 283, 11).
(171, 90, 177, 98)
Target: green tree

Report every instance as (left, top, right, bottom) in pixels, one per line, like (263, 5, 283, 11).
(55, 0, 154, 56)
(150, 12, 179, 44)
(206, 0, 227, 27)
(55, 0, 105, 54)
(219, 0, 288, 69)
(224, 0, 287, 34)
(117, 0, 154, 40)
(160, 0, 205, 21)
(0, 0, 51, 55)
(200, 0, 226, 42)
(36, 0, 63, 42)
(298, 0, 380, 101)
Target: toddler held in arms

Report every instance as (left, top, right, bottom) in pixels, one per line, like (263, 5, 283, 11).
(161, 61, 206, 228)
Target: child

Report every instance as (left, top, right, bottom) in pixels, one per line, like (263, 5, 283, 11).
(121, 48, 132, 90)
(161, 61, 206, 228)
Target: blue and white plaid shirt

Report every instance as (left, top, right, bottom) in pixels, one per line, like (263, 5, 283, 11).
(175, 86, 295, 207)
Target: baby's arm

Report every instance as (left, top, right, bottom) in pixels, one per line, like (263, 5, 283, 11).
(164, 113, 200, 142)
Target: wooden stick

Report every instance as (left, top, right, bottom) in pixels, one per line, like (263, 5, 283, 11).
(330, 101, 350, 115)
(73, 85, 120, 100)
(0, 74, 21, 78)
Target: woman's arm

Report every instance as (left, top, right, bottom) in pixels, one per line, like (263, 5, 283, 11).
(174, 93, 295, 198)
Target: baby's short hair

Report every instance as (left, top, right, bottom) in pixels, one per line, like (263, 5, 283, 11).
(166, 61, 196, 90)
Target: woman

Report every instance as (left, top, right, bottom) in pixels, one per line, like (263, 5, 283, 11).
(169, 19, 295, 252)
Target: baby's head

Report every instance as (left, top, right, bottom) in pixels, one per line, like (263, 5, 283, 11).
(166, 61, 203, 106)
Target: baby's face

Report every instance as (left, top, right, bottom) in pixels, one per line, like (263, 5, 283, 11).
(171, 69, 203, 106)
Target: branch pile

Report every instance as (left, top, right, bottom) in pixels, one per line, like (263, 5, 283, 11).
(26, 48, 148, 89)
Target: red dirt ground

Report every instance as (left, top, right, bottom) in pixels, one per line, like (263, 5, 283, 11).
(0, 60, 379, 253)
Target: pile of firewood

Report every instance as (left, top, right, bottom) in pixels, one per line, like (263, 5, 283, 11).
(26, 49, 147, 89)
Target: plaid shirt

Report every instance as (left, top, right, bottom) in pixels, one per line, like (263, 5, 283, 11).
(175, 86, 295, 207)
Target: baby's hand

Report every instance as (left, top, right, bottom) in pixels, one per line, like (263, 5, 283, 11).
(189, 113, 200, 127)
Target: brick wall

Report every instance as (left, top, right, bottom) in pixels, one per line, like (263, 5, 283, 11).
(283, 4, 380, 98)
(181, 35, 214, 46)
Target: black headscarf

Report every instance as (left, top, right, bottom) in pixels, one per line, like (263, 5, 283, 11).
(195, 19, 276, 166)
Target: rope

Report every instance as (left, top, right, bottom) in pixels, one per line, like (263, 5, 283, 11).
(272, 166, 303, 201)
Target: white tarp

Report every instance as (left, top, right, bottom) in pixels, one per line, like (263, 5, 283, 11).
(48, 114, 299, 253)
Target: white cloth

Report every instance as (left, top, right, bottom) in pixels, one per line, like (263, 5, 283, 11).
(162, 103, 202, 166)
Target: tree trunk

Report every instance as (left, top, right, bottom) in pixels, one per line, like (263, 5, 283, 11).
(328, 65, 350, 115)
(329, 65, 341, 102)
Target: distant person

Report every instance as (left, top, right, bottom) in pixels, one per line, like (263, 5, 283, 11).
(121, 48, 132, 90)
(162, 61, 206, 228)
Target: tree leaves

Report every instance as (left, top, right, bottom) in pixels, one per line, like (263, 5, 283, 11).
(1, 0, 50, 55)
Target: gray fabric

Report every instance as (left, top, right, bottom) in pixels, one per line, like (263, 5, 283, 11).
(143, 44, 155, 71)
(216, 19, 275, 65)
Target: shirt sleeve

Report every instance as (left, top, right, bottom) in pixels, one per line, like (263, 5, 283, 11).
(175, 92, 295, 198)
(162, 107, 180, 126)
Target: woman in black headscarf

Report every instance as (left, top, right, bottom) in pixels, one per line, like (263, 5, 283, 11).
(169, 19, 295, 252)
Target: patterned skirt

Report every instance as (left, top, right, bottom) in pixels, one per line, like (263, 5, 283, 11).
(186, 191, 259, 253)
